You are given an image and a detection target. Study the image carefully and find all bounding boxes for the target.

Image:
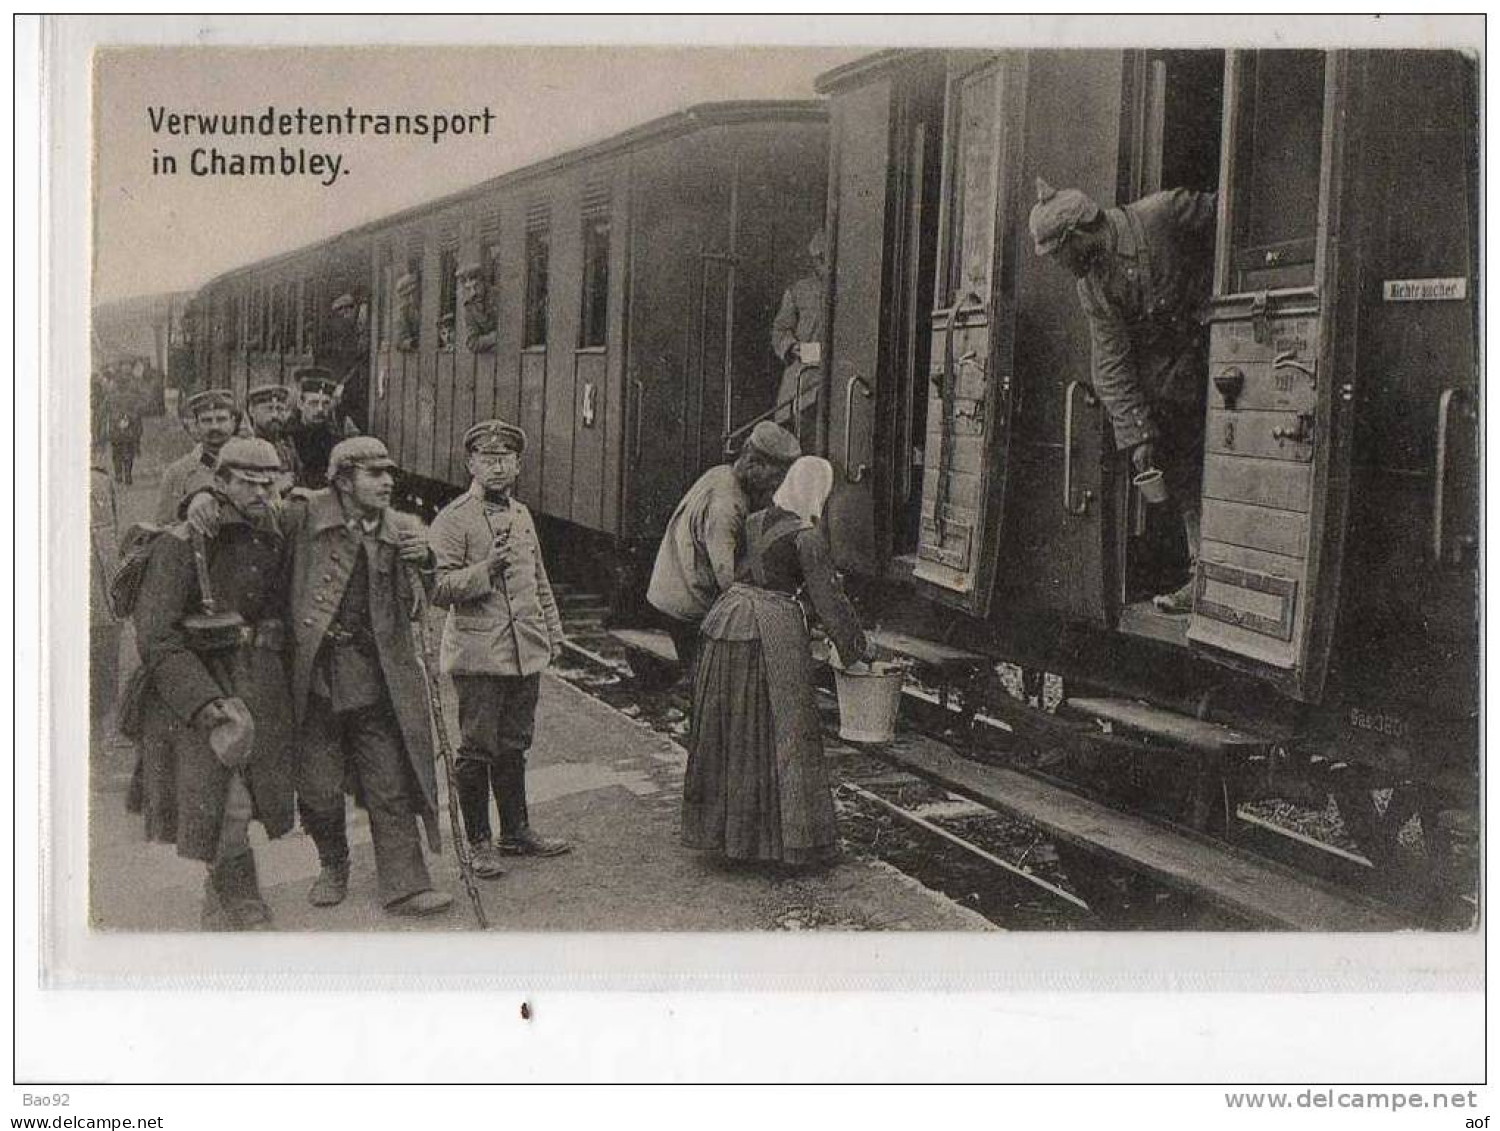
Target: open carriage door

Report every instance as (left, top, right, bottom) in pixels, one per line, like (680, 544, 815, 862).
(1188, 51, 1353, 701)
(910, 55, 1021, 614)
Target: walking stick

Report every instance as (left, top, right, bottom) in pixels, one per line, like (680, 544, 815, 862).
(404, 562, 490, 930)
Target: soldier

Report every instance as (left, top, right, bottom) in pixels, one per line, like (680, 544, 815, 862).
(156, 388, 238, 524)
(457, 262, 498, 353)
(130, 439, 296, 929)
(245, 383, 301, 495)
(770, 230, 829, 440)
(281, 437, 452, 916)
(395, 273, 421, 353)
(288, 368, 357, 490)
(1030, 178, 1216, 613)
(104, 372, 144, 486)
(429, 420, 570, 877)
(89, 442, 121, 729)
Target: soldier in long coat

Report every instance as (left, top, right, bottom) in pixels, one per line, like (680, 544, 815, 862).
(131, 439, 296, 929)
(770, 230, 829, 440)
(245, 383, 301, 496)
(287, 368, 357, 490)
(279, 437, 452, 917)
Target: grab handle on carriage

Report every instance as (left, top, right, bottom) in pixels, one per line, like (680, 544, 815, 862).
(842, 373, 872, 483)
(1433, 386, 1474, 564)
(1063, 380, 1098, 516)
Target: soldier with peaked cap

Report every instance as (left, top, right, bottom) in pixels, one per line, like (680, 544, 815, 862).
(647, 420, 801, 678)
(326, 290, 371, 432)
(1031, 177, 1216, 614)
(130, 438, 297, 929)
(245, 383, 300, 495)
(278, 436, 453, 917)
(395, 272, 421, 353)
(429, 419, 569, 876)
(770, 229, 830, 440)
(156, 388, 239, 524)
(457, 261, 498, 353)
(288, 367, 358, 490)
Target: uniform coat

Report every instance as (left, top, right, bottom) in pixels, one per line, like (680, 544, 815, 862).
(280, 489, 438, 820)
(155, 445, 219, 524)
(1077, 188, 1217, 451)
(429, 483, 564, 677)
(130, 514, 296, 862)
(770, 273, 824, 423)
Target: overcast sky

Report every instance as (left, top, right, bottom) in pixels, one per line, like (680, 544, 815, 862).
(92, 45, 866, 303)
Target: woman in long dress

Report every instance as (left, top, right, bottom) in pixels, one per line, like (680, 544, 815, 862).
(683, 456, 870, 865)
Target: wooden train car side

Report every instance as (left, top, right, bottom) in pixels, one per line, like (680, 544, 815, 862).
(814, 48, 1479, 908)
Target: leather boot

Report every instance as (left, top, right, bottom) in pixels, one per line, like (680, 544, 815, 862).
(308, 860, 350, 908)
(205, 853, 273, 931)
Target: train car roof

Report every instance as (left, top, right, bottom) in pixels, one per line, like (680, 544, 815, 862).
(197, 99, 827, 292)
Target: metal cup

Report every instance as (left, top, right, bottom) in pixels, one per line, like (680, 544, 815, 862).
(1133, 467, 1169, 505)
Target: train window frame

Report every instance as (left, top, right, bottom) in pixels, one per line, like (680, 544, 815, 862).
(523, 211, 552, 351)
(437, 245, 459, 353)
(577, 205, 611, 351)
(939, 55, 1006, 309)
(375, 246, 394, 352)
(1220, 49, 1328, 294)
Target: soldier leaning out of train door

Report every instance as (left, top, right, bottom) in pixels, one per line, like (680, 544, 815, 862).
(155, 388, 240, 524)
(189, 437, 456, 916)
(328, 291, 371, 433)
(127, 439, 297, 930)
(646, 421, 802, 680)
(244, 383, 301, 497)
(770, 230, 829, 441)
(288, 367, 359, 491)
(429, 419, 571, 879)
(457, 261, 498, 353)
(1030, 178, 1216, 614)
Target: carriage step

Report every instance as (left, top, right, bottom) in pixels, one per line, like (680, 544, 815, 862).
(607, 628, 679, 665)
(864, 726, 1404, 931)
(867, 628, 988, 674)
(1064, 696, 1273, 756)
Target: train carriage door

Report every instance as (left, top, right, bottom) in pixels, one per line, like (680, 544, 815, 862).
(910, 55, 1021, 613)
(824, 74, 893, 573)
(1188, 50, 1352, 699)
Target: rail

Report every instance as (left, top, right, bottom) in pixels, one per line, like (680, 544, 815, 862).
(1062, 380, 1097, 515)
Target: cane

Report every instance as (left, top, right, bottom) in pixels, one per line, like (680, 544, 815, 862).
(404, 562, 490, 930)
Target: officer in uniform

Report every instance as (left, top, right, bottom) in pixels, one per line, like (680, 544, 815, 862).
(130, 439, 297, 929)
(280, 437, 453, 917)
(457, 262, 498, 353)
(429, 420, 570, 878)
(288, 368, 357, 490)
(245, 383, 301, 496)
(770, 230, 830, 440)
(1030, 178, 1217, 613)
(156, 388, 239, 524)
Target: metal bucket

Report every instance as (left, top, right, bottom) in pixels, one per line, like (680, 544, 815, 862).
(833, 662, 906, 744)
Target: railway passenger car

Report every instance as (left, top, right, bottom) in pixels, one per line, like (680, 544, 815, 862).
(191, 101, 829, 593)
(812, 48, 1479, 920)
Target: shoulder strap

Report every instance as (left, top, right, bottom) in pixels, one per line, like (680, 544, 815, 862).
(746, 510, 810, 588)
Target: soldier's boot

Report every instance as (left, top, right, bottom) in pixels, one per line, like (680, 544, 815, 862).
(302, 805, 352, 908)
(203, 854, 272, 931)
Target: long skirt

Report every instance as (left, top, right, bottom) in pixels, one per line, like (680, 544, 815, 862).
(681, 584, 837, 865)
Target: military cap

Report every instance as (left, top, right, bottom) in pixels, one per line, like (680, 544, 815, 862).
(396, 273, 419, 295)
(463, 418, 526, 455)
(744, 420, 801, 464)
(456, 261, 486, 281)
(245, 383, 293, 407)
(330, 292, 357, 313)
(215, 437, 283, 484)
(1029, 177, 1102, 256)
(293, 366, 340, 398)
(328, 436, 397, 481)
(184, 388, 237, 418)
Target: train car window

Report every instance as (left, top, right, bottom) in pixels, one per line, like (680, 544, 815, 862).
(397, 256, 422, 351)
(437, 247, 458, 351)
(300, 278, 316, 353)
(1227, 50, 1325, 291)
(523, 208, 551, 349)
(578, 206, 610, 349)
(247, 285, 262, 349)
(376, 247, 394, 351)
(944, 63, 1002, 305)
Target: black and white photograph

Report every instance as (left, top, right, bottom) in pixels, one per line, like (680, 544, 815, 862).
(21, 13, 1487, 1091)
